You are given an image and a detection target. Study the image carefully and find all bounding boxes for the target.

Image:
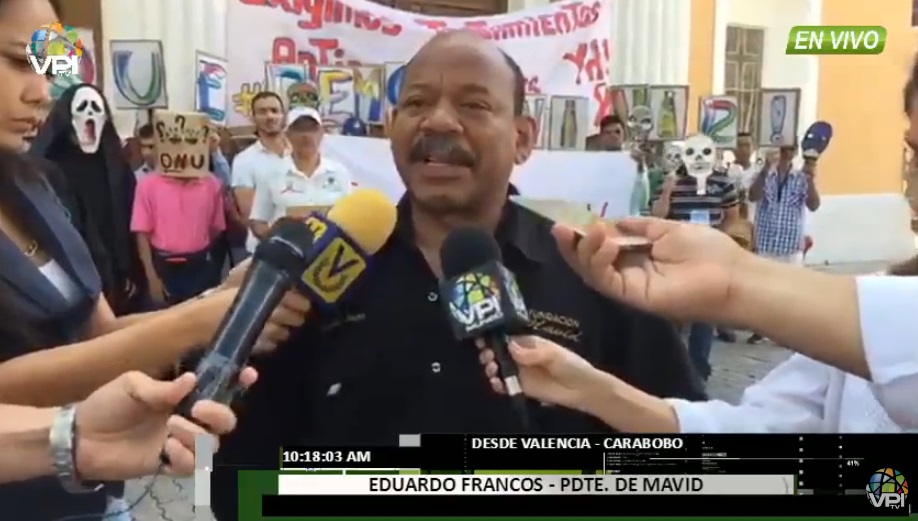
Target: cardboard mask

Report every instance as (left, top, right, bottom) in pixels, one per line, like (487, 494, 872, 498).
(153, 111, 211, 178)
(70, 85, 107, 153)
(683, 134, 716, 194)
(801, 121, 833, 160)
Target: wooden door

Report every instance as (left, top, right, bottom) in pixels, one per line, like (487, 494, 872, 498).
(724, 26, 764, 143)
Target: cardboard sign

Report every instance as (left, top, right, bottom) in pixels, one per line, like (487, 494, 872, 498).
(286, 205, 331, 219)
(153, 111, 211, 178)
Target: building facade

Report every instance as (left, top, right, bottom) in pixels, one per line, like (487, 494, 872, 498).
(65, 0, 914, 263)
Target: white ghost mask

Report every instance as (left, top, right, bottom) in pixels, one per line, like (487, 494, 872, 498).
(662, 143, 683, 173)
(683, 134, 716, 194)
(70, 86, 107, 154)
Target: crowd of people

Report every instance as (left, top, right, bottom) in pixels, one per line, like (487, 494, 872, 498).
(0, 0, 916, 519)
(585, 111, 825, 382)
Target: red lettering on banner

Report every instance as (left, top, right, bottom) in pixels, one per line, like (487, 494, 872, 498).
(414, 19, 449, 31)
(592, 83, 613, 128)
(271, 37, 362, 77)
(526, 76, 543, 95)
(562, 38, 609, 85)
(240, 0, 402, 36)
(462, 21, 491, 38)
(407, 0, 603, 41)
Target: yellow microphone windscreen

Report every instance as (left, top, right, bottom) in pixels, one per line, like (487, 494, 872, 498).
(326, 189, 397, 254)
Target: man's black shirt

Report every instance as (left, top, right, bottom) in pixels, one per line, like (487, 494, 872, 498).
(212, 194, 705, 519)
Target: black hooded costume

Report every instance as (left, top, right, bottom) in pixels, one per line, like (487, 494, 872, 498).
(29, 83, 144, 314)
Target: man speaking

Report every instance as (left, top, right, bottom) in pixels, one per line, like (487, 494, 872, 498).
(212, 31, 704, 520)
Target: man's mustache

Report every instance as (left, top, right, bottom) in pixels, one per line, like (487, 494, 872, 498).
(409, 134, 475, 167)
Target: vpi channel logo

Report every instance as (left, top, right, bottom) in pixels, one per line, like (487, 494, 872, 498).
(27, 23, 83, 77)
(448, 272, 503, 330)
(866, 468, 908, 509)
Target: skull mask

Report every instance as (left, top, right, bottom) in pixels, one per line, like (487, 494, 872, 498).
(69, 86, 106, 154)
(683, 134, 716, 174)
(662, 143, 683, 172)
(683, 134, 716, 193)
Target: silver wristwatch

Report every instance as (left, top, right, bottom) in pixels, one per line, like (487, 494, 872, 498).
(49, 404, 104, 493)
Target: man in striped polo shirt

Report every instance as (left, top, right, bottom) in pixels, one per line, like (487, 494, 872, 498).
(649, 164, 740, 383)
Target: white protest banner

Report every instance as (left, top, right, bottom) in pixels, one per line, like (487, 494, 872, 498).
(226, 0, 613, 136)
(320, 135, 636, 219)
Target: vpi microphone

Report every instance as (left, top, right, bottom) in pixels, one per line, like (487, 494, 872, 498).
(177, 189, 398, 415)
(438, 227, 532, 431)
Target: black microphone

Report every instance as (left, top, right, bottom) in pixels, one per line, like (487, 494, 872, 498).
(176, 218, 315, 415)
(438, 227, 532, 431)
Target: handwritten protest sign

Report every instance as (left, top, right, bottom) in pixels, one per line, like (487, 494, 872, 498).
(153, 111, 210, 178)
(226, 0, 612, 132)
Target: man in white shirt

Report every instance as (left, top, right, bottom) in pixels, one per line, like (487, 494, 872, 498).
(249, 107, 352, 236)
(230, 91, 291, 255)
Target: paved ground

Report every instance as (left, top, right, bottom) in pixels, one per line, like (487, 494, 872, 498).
(123, 261, 886, 520)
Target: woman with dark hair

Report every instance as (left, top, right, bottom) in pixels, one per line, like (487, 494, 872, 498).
(0, 1, 308, 517)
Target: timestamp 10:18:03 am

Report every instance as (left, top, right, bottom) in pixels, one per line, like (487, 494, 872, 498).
(282, 449, 374, 466)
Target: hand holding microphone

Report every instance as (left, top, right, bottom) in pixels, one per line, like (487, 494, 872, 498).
(477, 335, 600, 413)
(190, 288, 310, 356)
(438, 228, 532, 430)
(178, 189, 397, 415)
(75, 369, 257, 481)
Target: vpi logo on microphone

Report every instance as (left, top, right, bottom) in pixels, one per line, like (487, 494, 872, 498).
(867, 469, 908, 509)
(448, 272, 503, 331)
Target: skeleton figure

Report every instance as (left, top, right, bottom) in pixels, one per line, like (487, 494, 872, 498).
(626, 105, 654, 144)
(662, 143, 683, 173)
(682, 134, 716, 194)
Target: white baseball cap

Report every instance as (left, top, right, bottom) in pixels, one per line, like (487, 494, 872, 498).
(286, 106, 322, 130)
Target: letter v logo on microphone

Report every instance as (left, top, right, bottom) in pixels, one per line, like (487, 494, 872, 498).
(301, 238, 367, 303)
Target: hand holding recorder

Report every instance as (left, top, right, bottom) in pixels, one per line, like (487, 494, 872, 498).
(552, 218, 741, 322)
(551, 216, 882, 380)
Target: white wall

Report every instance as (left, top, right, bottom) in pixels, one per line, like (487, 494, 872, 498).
(516, 0, 690, 84)
(99, 0, 229, 136)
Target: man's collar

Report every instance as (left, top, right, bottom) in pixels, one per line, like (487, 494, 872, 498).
(392, 183, 547, 264)
(253, 138, 290, 156)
